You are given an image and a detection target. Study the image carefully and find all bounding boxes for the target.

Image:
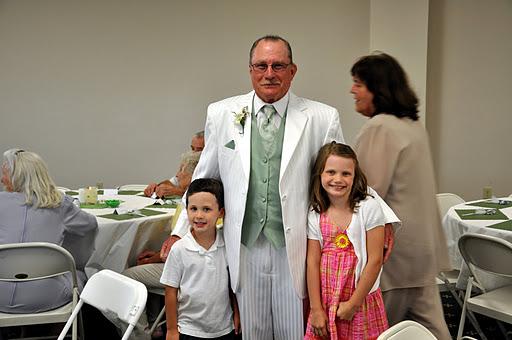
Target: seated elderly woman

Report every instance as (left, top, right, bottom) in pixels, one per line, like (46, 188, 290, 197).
(0, 148, 98, 313)
(144, 150, 201, 198)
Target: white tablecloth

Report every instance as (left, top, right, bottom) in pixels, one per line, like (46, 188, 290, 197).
(76, 193, 175, 277)
(442, 197, 512, 289)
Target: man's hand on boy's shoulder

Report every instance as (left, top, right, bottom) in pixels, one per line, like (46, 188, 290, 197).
(160, 235, 182, 262)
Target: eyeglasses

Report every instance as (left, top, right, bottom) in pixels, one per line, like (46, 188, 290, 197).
(15, 150, 25, 156)
(250, 62, 291, 73)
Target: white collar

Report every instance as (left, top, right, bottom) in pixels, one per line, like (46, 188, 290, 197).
(253, 92, 289, 118)
(182, 229, 224, 254)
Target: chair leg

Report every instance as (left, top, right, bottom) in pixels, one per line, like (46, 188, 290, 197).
(457, 278, 488, 340)
(149, 306, 166, 335)
(496, 320, 510, 339)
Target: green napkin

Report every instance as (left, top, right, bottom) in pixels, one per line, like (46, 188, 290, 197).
(65, 191, 79, 196)
(455, 209, 508, 220)
(467, 200, 512, 209)
(98, 208, 167, 221)
(163, 195, 182, 200)
(487, 220, 512, 232)
(138, 208, 167, 216)
(147, 202, 177, 209)
(118, 190, 143, 195)
(80, 202, 109, 209)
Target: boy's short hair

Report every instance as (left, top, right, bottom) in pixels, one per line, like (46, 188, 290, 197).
(186, 178, 224, 209)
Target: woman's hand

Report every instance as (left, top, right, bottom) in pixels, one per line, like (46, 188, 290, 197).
(336, 301, 358, 320)
(309, 307, 329, 338)
(383, 223, 394, 263)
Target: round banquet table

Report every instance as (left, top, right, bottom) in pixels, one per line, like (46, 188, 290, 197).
(67, 190, 176, 278)
(442, 197, 512, 289)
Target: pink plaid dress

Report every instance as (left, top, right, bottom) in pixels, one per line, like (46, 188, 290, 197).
(305, 213, 388, 340)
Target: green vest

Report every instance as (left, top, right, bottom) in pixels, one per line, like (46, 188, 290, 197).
(241, 108, 287, 249)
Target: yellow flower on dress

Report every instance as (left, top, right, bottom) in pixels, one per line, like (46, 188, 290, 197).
(334, 233, 350, 249)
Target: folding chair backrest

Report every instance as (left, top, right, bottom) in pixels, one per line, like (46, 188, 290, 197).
(436, 193, 465, 218)
(117, 184, 147, 191)
(458, 233, 512, 278)
(377, 320, 437, 339)
(80, 270, 147, 325)
(0, 242, 77, 286)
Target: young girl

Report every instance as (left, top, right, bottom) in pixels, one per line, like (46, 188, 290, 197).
(305, 142, 390, 340)
(160, 178, 240, 340)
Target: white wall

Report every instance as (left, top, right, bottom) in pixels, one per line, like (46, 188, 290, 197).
(427, 0, 512, 199)
(0, 0, 369, 189)
(1, 1, 510, 200)
(370, 0, 429, 122)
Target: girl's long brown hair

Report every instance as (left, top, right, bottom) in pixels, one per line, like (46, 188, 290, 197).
(309, 142, 369, 213)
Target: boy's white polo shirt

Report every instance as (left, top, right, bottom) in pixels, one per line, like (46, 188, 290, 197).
(160, 230, 233, 338)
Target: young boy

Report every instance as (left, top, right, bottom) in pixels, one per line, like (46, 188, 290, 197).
(160, 178, 240, 340)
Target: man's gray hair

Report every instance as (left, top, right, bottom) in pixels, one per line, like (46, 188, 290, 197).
(194, 131, 204, 138)
(249, 35, 293, 64)
(2, 148, 62, 208)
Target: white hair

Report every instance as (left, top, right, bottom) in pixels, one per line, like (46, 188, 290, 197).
(180, 151, 201, 174)
(2, 148, 62, 208)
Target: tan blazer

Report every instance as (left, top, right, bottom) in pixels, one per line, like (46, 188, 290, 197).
(173, 91, 344, 297)
(355, 114, 451, 290)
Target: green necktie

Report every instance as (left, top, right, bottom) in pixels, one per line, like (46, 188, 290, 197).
(259, 105, 277, 149)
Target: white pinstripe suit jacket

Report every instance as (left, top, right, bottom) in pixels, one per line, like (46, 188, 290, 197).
(173, 90, 344, 298)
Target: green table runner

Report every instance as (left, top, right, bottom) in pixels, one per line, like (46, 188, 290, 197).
(467, 200, 512, 209)
(487, 220, 512, 232)
(455, 209, 508, 220)
(98, 208, 167, 221)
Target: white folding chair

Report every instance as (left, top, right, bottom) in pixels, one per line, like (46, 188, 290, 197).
(437, 192, 465, 218)
(117, 184, 147, 191)
(0, 242, 80, 340)
(436, 193, 465, 300)
(457, 233, 512, 340)
(377, 320, 437, 339)
(58, 269, 147, 340)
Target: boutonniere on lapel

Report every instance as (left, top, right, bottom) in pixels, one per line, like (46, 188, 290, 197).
(233, 106, 250, 135)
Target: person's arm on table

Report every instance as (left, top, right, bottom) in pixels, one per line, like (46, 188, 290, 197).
(155, 182, 186, 198)
(144, 182, 158, 197)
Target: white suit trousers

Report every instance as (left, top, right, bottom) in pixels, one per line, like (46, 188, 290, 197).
(237, 234, 303, 340)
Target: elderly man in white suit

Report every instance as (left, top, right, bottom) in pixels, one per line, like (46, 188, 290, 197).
(167, 35, 344, 339)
